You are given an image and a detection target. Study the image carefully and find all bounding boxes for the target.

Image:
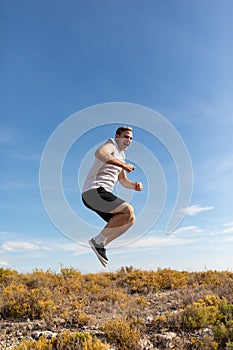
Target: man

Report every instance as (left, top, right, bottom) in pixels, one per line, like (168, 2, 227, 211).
(82, 126, 143, 267)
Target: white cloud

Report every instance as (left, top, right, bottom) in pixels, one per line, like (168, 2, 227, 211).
(181, 204, 214, 216)
(220, 226, 233, 235)
(2, 241, 51, 252)
(209, 222, 233, 235)
(221, 236, 233, 242)
(223, 221, 233, 227)
(115, 232, 198, 251)
(0, 261, 8, 266)
(58, 242, 90, 256)
(2, 241, 39, 251)
(60, 236, 197, 255)
(132, 236, 195, 248)
(172, 225, 204, 235)
(40, 245, 53, 251)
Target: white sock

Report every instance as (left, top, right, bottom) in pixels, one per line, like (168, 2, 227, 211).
(94, 233, 107, 245)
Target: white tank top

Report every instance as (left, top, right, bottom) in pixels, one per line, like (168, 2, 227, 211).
(82, 138, 125, 193)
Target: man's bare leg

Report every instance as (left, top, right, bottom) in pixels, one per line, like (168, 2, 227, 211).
(100, 202, 136, 245)
(89, 203, 135, 266)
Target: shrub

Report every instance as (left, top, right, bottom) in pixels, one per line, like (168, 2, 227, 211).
(0, 268, 19, 285)
(180, 295, 220, 331)
(13, 330, 109, 350)
(0, 283, 56, 320)
(66, 301, 91, 327)
(0, 284, 30, 319)
(115, 267, 190, 294)
(214, 319, 233, 347)
(98, 289, 129, 304)
(101, 317, 140, 350)
(178, 295, 233, 347)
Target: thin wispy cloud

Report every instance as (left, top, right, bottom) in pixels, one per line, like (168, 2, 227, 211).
(57, 237, 193, 256)
(181, 205, 214, 216)
(220, 226, 233, 235)
(172, 225, 204, 235)
(223, 221, 233, 228)
(133, 236, 196, 248)
(109, 231, 199, 252)
(221, 236, 233, 242)
(59, 242, 90, 256)
(2, 241, 51, 252)
(207, 222, 233, 236)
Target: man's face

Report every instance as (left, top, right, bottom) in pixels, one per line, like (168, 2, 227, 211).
(116, 130, 133, 151)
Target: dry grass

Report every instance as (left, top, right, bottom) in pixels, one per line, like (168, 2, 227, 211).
(0, 266, 233, 349)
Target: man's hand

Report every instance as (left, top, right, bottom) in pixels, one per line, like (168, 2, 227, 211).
(134, 182, 143, 191)
(123, 163, 135, 173)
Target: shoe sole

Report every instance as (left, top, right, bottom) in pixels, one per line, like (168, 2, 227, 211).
(89, 239, 108, 267)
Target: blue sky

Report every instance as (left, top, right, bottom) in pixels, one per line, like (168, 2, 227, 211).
(1, 0, 233, 273)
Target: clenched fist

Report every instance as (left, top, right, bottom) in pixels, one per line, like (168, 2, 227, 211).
(124, 163, 135, 173)
(134, 182, 143, 191)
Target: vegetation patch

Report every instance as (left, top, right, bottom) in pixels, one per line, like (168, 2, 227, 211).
(0, 267, 233, 349)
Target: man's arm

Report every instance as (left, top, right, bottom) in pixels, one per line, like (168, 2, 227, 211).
(95, 143, 135, 172)
(118, 170, 143, 191)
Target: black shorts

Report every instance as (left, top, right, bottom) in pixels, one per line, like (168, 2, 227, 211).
(82, 186, 125, 222)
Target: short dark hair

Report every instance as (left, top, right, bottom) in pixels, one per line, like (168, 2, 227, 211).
(115, 125, 132, 136)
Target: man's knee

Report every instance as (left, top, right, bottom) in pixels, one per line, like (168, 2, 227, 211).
(123, 203, 136, 223)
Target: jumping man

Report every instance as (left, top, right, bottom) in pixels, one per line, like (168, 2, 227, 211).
(82, 126, 143, 267)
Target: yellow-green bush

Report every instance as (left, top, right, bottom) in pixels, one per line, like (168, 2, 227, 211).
(214, 319, 233, 347)
(178, 295, 233, 347)
(0, 283, 56, 320)
(101, 317, 140, 350)
(1, 283, 33, 319)
(115, 267, 190, 293)
(0, 268, 19, 285)
(13, 330, 109, 350)
(66, 300, 91, 327)
(98, 289, 129, 304)
(181, 295, 220, 330)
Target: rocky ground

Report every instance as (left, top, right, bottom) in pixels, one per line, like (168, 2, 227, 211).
(0, 318, 193, 350)
(0, 288, 214, 350)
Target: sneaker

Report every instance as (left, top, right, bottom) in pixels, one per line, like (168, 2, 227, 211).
(89, 238, 108, 267)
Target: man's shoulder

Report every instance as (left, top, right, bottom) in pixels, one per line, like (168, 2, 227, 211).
(105, 138, 115, 145)
(103, 138, 117, 150)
